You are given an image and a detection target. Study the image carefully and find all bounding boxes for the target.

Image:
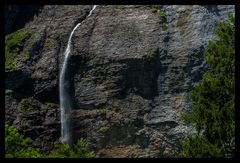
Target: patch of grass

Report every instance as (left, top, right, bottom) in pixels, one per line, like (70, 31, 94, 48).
(5, 30, 31, 71)
(5, 89, 13, 95)
(157, 10, 167, 19)
(96, 108, 109, 115)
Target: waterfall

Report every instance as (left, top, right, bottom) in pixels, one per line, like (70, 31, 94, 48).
(59, 5, 97, 145)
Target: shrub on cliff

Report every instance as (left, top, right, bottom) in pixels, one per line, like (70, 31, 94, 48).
(46, 139, 95, 158)
(5, 124, 42, 158)
(180, 13, 235, 158)
(5, 124, 95, 158)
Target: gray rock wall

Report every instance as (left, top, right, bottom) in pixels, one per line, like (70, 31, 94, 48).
(5, 5, 234, 157)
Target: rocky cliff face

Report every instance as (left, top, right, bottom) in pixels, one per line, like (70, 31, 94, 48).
(5, 5, 234, 157)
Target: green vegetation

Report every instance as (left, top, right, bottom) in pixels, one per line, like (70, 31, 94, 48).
(150, 7, 167, 19)
(5, 89, 13, 95)
(97, 127, 109, 134)
(19, 98, 34, 112)
(157, 10, 167, 20)
(5, 124, 95, 158)
(181, 134, 222, 157)
(160, 23, 168, 30)
(150, 7, 167, 30)
(5, 124, 42, 158)
(97, 108, 109, 114)
(47, 139, 95, 158)
(24, 38, 34, 59)
(150, 8, 166, 18)
(19, 99, 32, 112)
(180, 13, 235, 158)
(5, 30, 31, 71)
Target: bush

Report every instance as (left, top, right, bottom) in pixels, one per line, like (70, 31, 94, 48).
(5, 124, 41, 158)
(150, 8, 166, 18)
(157, 10, 167, 19)
(47, 138, 95, 158)
(180, 13, 235, 158)
(5, 124, 95, 158)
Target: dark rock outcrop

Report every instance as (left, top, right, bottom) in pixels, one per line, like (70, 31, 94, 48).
(5, 5, 43, 35)
(5, 5, 234, 157)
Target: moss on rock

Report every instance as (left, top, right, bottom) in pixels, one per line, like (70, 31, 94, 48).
(5, 30, 31, 71)
(19, 97, 35, 112)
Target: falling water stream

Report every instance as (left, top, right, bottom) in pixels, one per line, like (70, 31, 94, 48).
(60, 5, 97, 145)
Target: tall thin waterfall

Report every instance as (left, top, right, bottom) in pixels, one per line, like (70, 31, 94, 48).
(60, 5, 97, 145)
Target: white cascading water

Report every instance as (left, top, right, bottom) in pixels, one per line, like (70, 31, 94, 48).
(60, 5, 97, 145)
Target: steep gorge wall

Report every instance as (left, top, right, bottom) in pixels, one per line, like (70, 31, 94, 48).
(5, 5, 234, 157)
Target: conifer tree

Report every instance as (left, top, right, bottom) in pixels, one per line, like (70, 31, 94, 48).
(180, 13, 235, 158)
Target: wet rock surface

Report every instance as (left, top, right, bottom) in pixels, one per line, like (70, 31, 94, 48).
(5, 5, 234, 157)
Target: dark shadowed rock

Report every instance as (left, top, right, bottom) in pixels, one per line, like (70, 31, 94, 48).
(5, 5, 43, 35)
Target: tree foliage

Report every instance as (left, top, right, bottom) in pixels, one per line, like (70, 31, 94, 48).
(5, 124, 95, 158)
(5, 124, 41, 158)
(181, 134, 222, 158)
(180, 13, 235, 158)
(46, 139, 95, 158)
